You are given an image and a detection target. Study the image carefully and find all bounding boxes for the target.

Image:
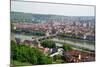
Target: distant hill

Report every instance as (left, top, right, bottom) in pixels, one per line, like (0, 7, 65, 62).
(11, 11, 95, 23)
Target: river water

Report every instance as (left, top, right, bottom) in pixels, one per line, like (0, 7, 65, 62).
(51, 38, 95, 51)
(11, 33, 95, 51)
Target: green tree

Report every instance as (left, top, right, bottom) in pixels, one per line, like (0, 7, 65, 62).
(11, 41, 53, 65)
(40, 40, 56, 48)
(11, 41, 17, 60)
(62, 44, 72, 51)
(38, 54, 53, 64)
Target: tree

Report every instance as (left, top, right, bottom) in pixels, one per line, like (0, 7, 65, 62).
(40, 40, 56, 48)
(11, 41, 53, 65)
(62, 44, 72, 51)
(57, 33, 81, 39)
(11, 41, 17, 60)
(38, 55, 53, 64)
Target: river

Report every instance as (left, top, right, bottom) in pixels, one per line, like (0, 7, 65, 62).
(51, 38, 95, 51)
(11, 33, 95, 51)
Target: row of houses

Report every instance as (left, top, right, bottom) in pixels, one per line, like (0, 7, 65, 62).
(63, 50, 95, 63)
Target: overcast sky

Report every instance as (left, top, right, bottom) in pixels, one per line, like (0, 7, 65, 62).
(11, 1, 95, 16)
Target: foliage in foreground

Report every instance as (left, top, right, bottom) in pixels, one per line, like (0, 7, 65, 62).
(11, 41, 53, 65)
(11, 60, 32, 66)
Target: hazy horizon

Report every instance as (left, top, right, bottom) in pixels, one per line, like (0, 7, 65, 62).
(11, 1, 95, 16)
(11, 11, 95, 17)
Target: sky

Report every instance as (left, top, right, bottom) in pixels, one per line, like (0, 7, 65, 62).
(11, 1, 95, 16)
